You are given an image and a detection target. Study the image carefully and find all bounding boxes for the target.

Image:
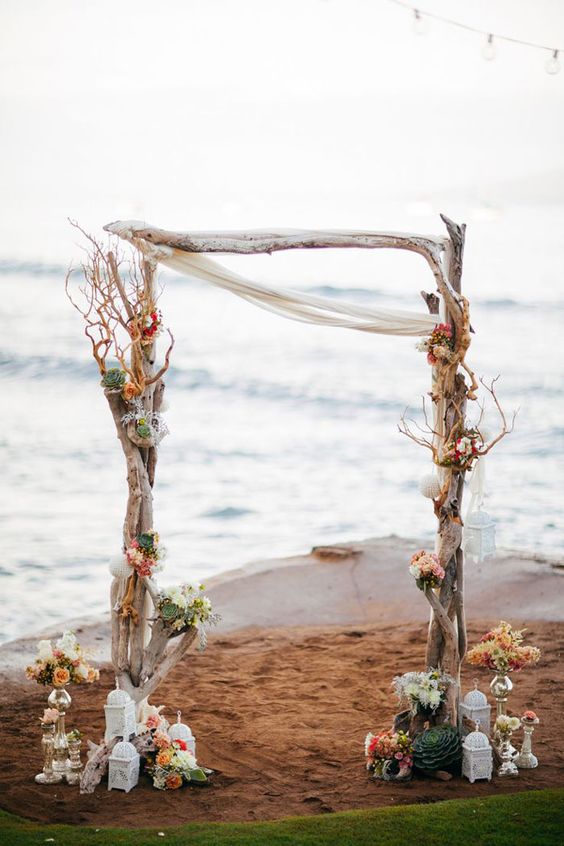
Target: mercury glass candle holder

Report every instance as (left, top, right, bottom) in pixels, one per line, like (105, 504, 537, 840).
(490, 673, 518, 758)
(35, 723, 63, 785)
(497, 733, 519, 777)
(515, 717, 539, 769)
(47, 685, 72, 773)
(65, 738, 83, 785)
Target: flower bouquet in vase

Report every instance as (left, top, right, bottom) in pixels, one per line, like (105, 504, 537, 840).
(393, 669, 454, 727)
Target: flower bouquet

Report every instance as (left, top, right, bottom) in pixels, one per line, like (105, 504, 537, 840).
(125, 529, 166, 578)
(25, 631, 99, 686)
(409, 550, 445, 590)
(364, 730, 413, 781)
(158, 583, 220, 648)
(393, 669, 454, 717)
(438, 427, 483, 470)
(494, 714, 521, 740)
(140, 710, 208, 790)
(137, 306, 163, 346)
(416, 323, 454, 366)
(467, 621, 541, 674)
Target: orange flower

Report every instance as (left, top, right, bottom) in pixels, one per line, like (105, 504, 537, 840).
(53, 667, 70, 686)
(165, 773, 183, 790)
(156, 749, 174, 767)
(122, 382, 140, 401)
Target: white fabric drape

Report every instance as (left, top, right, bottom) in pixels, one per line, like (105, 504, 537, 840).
(148, 244, 437, 337)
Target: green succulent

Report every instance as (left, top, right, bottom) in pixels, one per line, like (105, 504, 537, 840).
(160, 602, 179, 622)
(138, 532, 155, 551)
(136, 422, 152, 439)
(101, 368, 126, 389)
(412, 724, 462, 772)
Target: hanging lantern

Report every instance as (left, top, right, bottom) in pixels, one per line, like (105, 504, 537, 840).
(459, 679, 491, 735)
(108, 554, 131, 579)
(104, 680, 136, 743)
(108, 741, 140, 792)
(168, 710, 196, 757)
(462, 721, 493, 783)
(419, 473, 442, 499)
(462, 507, 496, 562)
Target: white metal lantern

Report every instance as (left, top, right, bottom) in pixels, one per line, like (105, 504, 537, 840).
(462, 721, 493, 783)
(459, 679, 491, 736)
(108, 740, 140, 792)
(462, 507, 496, 562)
(168, 710, 196, 757)
(104, 682, 136, 743)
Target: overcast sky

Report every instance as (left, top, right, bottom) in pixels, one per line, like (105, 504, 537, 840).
(1, 0, 563, 262)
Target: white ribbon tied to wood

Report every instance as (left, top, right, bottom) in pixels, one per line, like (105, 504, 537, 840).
(107, 223, 438, 337)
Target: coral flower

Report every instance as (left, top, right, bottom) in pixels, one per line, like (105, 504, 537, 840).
(53, 667, 70, 686)
(145, 714, 161, 731)
(156, 749, 174, 767)
(122, 382, 139, 402)
(173, 739, 188, 751)
(165, 773, 183, 790)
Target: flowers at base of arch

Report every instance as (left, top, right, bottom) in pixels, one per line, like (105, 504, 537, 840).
(393, 669, 454, 716)
(125, 529, 166, 578)
(141, 713, 208, 790)
(467, 621, 541, 674)
(157, 584, 220, 649)
(364, 729, 413, 780)
(438, 427, 484, 470)
(416, 323, 455, 366)
(494, 714, 521, 740)
(409, 550, 445, 591)
(25, 631, 99, 687)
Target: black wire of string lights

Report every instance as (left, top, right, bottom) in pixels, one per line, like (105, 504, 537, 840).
(387, 0, 562, 75)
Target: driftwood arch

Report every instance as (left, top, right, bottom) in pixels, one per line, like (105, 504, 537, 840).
(68, 214, 510, 738)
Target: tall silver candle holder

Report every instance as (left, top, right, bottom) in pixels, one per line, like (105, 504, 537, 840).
(515, 713, 539, 769)
(35, 723, 63, 785)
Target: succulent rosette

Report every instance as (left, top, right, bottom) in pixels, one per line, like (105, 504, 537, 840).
(125, 529, 166, 578)
(25, 631, 99, 687)
(467, 621, 541, 673)
(101, 367, 127, 389)
(409, 550, 445, 590)
(413, 724, 462, 772)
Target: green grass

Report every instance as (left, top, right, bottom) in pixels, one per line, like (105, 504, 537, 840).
(2, 789, 563, 846)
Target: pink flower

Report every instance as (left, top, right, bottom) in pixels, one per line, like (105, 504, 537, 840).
(145, 714, 161, 730)
(394, 752, 404, 760)
(522, 710, 538, 721)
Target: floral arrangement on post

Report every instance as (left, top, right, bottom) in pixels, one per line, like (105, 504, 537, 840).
(140, 709, 208, 790)
(416, 322, 454, 365)
(409, 550, 445, 591)
(121, 398, 169, 445)
(25, 631, 99, 686)
(467, 621, 541, 674)
(158, 584, 220, 648)
(438, 426, 484, 470)
(393, 669, 454, 716)
(125, 529, 166, 578)
(137, 306, 163, 346)
(364, 730, 413, 781)
(494, 714, 521, 740)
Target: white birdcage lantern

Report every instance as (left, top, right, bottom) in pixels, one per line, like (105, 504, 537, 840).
(462, 721, 493, 783)
(108, 741, 140, 792)
(462, 507, 496, 562)
(104, 680, 136, 743)
(459, 679, 491, 735)
(168, 710, 196, 757)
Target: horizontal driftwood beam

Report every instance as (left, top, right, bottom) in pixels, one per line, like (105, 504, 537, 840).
(104, 220, 448, 258)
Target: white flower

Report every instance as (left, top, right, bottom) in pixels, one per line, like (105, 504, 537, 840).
(56, 631, 80, 659)
(167, 586, 185, 607)
(37, 640, 54, 661)
(428, 689, 441, 707)
(75, 663, 89, 680)
(409, 565, 420, 578)
(364, 732, 375, 757)
(173, 750, 197, 770)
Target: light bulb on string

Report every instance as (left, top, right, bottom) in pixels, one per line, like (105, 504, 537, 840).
(545, 49, 561, 75)
(412, 9, 428, 36)
(481, 34, 496, 61)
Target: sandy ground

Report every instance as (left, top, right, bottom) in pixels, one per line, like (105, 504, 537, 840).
(0, 538, 562, 826)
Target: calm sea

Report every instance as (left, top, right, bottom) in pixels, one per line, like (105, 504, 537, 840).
(1, 205, 563, 643)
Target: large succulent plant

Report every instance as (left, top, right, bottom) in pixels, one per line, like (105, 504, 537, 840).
(412, 724, 462, 772)
(101, 368, 126, 389)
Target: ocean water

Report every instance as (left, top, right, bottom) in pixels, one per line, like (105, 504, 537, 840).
(1, 205, 563, 644)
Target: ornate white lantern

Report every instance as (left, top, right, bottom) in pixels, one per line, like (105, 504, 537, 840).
(108, 741, 140, 792)
(168, 710, 196, 757)
(462, 722, 493, 783)
(104, 681, 136, 743)
(459, 680, 491, 735)
(463, 508, 496, 562)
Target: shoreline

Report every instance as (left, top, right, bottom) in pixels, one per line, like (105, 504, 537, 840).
(2, 535, 562, 677)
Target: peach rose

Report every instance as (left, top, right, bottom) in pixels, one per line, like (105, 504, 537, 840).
(165, 773, 183, 790)
(156, 749, 174, 767)
(53, 667, 70, 686)
(122, 382, 140, 401)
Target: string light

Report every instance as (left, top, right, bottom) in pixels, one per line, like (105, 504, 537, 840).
(481, 33, 496, 62)
(387, 0, 562, 76)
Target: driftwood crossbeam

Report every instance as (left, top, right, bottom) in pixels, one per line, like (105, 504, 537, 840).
(68, 214, 511, 751)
